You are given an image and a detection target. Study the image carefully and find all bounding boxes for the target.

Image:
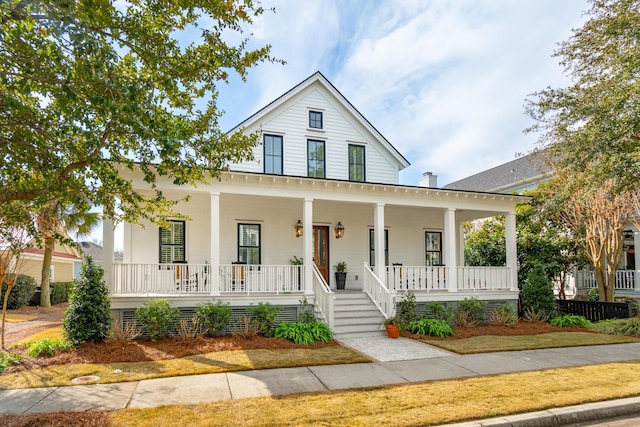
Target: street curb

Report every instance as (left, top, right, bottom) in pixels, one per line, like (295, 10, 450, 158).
(437, 396, 640, 426)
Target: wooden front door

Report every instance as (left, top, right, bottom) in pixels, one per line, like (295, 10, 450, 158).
(313, 226, 330, 284)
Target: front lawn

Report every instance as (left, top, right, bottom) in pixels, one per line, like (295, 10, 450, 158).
(422, 331, 640, 354)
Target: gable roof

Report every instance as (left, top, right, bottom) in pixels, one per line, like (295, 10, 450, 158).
(443, 151, 551, 193)
(79, 241, 124, 262)
(228, 71, 410, 170)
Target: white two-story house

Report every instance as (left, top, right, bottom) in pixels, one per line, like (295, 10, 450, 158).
(103, 72, 525, 336)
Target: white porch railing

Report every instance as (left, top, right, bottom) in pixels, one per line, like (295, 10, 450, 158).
(457, 267, 510, 291)
(219, 264, 304, 294)
(113, 263, 211, 294)
(363, 263, 395, 318)
(312, 264, 335, 328)
(386, 266, 448, 291)
(575, 268, 639, 291)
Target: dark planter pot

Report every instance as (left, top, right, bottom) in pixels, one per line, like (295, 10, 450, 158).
(335, 272, 347, 290)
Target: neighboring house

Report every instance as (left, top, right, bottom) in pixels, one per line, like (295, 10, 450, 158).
(75, 241, 123, 277)
(17, 239, 83, 284)
(445, 151, 640, 299)
(443, 151, 551, 194)
(103, 72, 526, 336)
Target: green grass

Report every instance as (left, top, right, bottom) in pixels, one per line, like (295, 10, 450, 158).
(108, 361, 640, 426)
(0, 346, 370, 390)
(422, 332, 640, 354)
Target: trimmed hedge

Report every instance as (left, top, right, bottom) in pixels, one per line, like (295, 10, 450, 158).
(50, 282, 74, 305)
(1, 274, 37, 309)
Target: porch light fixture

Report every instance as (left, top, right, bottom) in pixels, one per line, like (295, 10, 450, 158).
(334, 222, 345, 239)
(294, 220, 303, 237)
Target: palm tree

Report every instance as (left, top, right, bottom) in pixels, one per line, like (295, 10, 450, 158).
(36, 200, 100, 307)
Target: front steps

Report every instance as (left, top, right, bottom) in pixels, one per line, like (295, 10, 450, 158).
(331, 290, 386, 338)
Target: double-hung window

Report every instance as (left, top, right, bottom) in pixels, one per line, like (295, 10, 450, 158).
(264, 134, 283, 175)
(159, 220, 185, 263)
(307, 139, 325, 178)
(309, 111, 323, 129)
(425, 231, 442, 266)
(238, 224, 261, 264)
(369, 229, 389, 266)
(349, 144, 365, 182)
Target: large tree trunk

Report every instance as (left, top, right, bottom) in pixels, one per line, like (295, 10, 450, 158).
(39, 236, 54, 307)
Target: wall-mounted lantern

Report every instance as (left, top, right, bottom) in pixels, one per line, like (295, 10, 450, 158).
(334, 221, 345, 239)
(294, 220, 303, 237)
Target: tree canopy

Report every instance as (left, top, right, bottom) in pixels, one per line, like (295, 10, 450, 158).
(464, 188, 583, 294)
(1, 0, 279, 225)
(526, 0, 640, 300)
(526, 0, 640, 194)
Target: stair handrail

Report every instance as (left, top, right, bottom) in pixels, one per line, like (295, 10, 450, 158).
(362, 263, 396, 319)
(312, 264, 335, 328)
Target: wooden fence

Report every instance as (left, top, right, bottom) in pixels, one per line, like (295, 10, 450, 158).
(556, 300, 632, 322)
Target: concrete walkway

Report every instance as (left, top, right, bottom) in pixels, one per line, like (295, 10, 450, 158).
(2, 340, 640, 425)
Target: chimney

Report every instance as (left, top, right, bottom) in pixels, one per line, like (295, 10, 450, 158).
(419, 171, 438, 188)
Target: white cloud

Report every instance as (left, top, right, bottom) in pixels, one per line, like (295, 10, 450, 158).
(216, 0, 589, 185)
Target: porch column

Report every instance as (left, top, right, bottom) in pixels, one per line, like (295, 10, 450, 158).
(635, 231, 640, 292)
(444, 208, 457, 292)
(210, 192, 220, 296)
(102, 216, 114, 293)
(506, 212, 518, 291)
(457, 221, 465, 266)
(304, 198, 314, 295)
(374, 203, 385, 280)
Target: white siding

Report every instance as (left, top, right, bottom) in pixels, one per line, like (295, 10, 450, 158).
(228, 83, 401, 184)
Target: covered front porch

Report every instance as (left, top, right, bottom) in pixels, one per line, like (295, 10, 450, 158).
(102, 171, 523, 330)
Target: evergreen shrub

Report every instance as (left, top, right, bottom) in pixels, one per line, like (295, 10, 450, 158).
(1, 274, 37, 309)
(63, 257, 112, 343)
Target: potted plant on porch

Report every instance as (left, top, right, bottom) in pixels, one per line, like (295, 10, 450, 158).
(289, 256, 303, 291)
(383, 316, 402, 339)
(334, 261, 347, 290)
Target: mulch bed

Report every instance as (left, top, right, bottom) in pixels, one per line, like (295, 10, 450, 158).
(6, 335, 339, 373)
(401, 320, 591, 340)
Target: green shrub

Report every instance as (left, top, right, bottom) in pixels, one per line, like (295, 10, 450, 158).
(620, 317, 640, 336)
(26, 338, 74, 358)
(587, 288, 600, 301)
(194, 300, 232, 335)
(455, 297, 487, 322)
(1, 274, 37, 309)
(521, 264, 557, 318)
(136, 298, 180, 339)
(274, 321, 333, 345)
(63, 258, 112, 343)
(50, 282, 74, 305)
(398, 291, 417, 325)
(423, 302, 454, 322)
(0, 352, 23, 372)
(588, 318, 626, 335)
(408, 318, 455, 338)
(550, 314, 590, 328)
(249, 302, 282, 337)
(297, 296, 315, 324)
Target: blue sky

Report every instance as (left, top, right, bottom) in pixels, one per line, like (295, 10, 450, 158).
(214, 0, 589, 187)
(98, 0, 590, 249)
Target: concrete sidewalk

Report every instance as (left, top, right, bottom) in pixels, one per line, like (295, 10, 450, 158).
(1, 340, 640, 424)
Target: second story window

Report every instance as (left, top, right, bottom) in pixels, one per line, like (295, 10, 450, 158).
(309, 111, 323, 129)
(264, 134, 283, 175)
(349, 144, 365, 182)
(307, 139, 325, 178)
